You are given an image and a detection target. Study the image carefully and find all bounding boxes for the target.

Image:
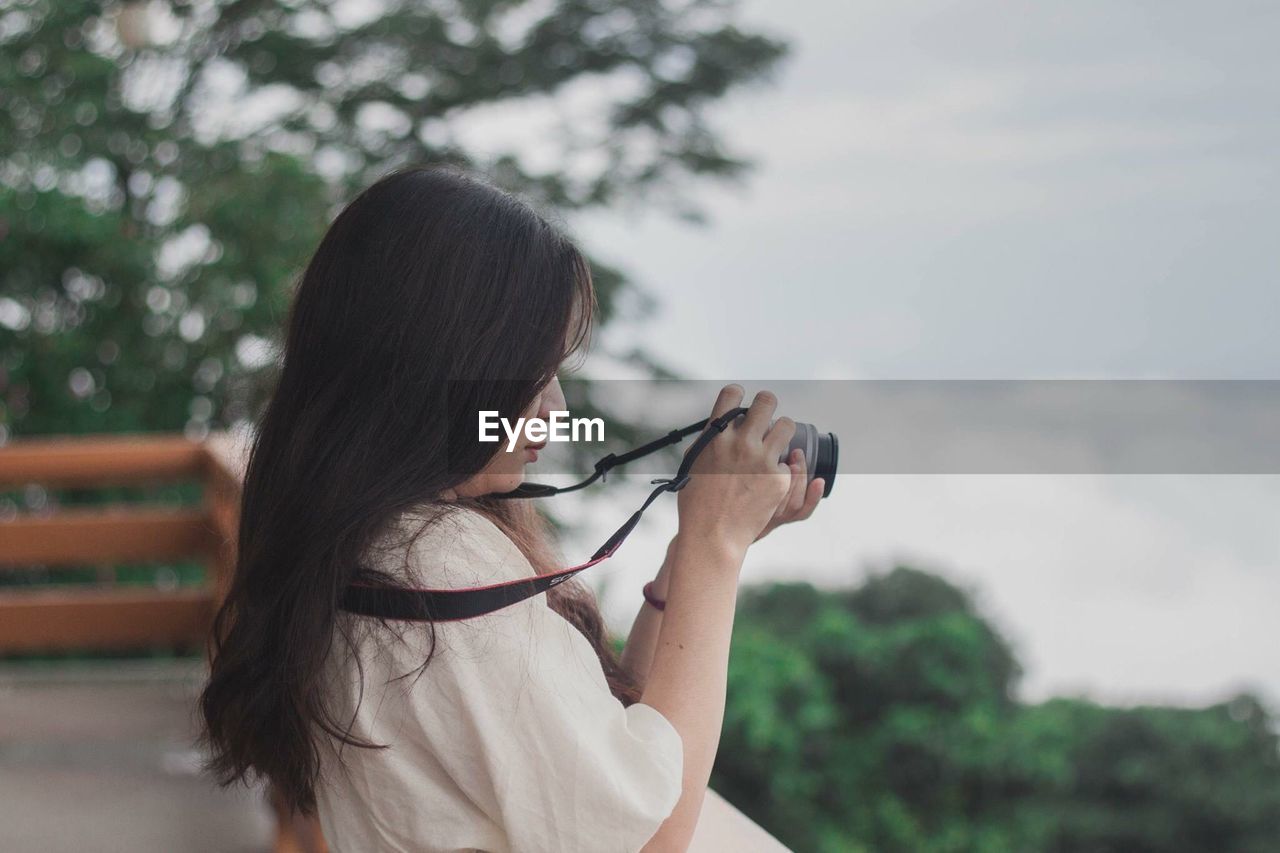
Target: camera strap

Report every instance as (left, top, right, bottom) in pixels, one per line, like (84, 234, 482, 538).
(340, 407, 749, 622)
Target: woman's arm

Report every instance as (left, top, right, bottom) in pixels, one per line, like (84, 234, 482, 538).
(636, 385, 794, 852)
(637, 533, 745, 851)
(619, 535, 676, 688)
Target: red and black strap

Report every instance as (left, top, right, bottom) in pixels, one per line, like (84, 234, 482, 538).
(340, 407, 747, 622)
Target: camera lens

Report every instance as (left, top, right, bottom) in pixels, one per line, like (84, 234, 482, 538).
(784, 422, 838, 498)
(814, 431, 837, 497)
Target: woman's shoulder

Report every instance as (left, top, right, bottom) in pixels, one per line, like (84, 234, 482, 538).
(367, 502, 534, 589)
(337, 503, 540, 660)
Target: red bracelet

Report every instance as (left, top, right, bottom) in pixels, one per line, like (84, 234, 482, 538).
(642, 581, 667, 611)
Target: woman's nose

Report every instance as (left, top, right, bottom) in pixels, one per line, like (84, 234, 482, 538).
(538, 376, 566, 419)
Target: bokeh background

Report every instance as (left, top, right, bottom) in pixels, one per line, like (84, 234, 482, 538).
(2, 1, 1278, 850)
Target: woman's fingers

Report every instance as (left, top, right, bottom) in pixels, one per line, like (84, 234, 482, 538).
(755, 452, 813, 541)
(709, 383, 745, 420)
(688, 384, 745, 466)
(781, 450, 807, 513)
(763, 414, 796, 460)
(740, 390, 777, 439)
(793, 477, 824, 520)
(773, 461, 803, 514)
(773, 451, 823, 520)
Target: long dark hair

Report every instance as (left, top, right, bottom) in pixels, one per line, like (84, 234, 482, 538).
(198, 165, 639, 815)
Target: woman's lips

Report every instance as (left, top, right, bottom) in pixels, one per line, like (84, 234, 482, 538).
(525, 441, 547, 461)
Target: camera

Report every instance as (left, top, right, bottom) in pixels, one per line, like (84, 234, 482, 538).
(785, 422, 839, 497)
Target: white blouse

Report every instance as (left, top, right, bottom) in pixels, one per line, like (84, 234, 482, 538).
(314, 505, 685, 852)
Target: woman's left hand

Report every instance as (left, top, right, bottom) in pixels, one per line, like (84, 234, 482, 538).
(754, 448, 825, 542)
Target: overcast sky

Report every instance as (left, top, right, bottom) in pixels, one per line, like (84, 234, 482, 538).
(551, 0, 1279, 707)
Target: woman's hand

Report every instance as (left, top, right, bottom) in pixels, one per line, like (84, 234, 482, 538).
(754, 447, 825, 542)
(674, 384, 794, 558)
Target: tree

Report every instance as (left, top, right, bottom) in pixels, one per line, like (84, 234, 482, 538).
(715, 569, 1280, 852)
(0, 0, 787, 439)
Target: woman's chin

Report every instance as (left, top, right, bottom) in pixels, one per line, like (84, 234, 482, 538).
(488, 471, 526, 495)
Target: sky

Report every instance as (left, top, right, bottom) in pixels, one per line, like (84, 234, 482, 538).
(544, 0, 1280, 707)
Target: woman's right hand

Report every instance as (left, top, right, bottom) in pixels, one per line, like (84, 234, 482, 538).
(674, 384, 795, 558)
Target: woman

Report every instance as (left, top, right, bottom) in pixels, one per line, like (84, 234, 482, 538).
(198, 165, 825, 852)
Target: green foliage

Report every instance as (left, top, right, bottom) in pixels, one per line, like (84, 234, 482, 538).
(716, 569, 1280, 852)
(0, 154, 329, 436)
(0, 0, 787, 440)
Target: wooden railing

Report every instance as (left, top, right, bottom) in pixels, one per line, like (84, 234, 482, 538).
(0, 430, 788, 853)
(0, 430, 325, 853)
(0, 435, 222, 653)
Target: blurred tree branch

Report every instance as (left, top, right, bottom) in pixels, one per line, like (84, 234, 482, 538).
(0, 0, 788, 439)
